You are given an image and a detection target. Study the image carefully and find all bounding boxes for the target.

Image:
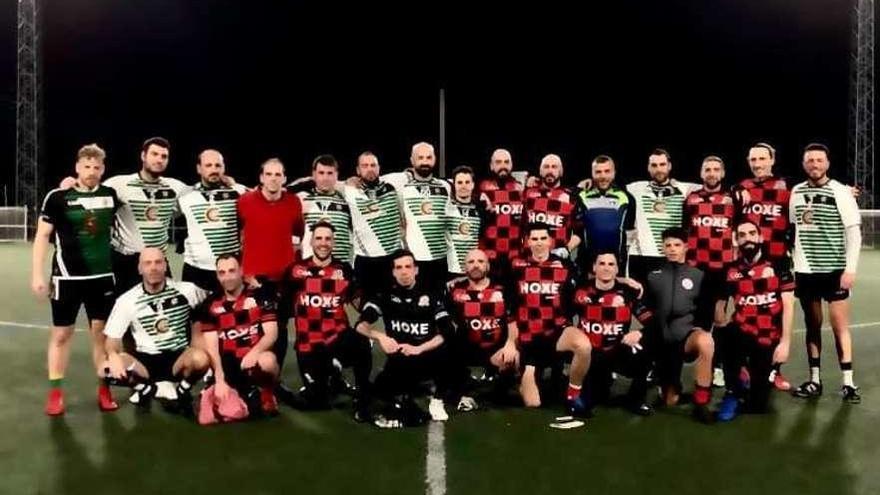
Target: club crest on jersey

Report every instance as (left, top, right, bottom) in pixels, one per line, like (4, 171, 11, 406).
(488, 290, 503, 303)
(420, 201, 433, 215)
(292, 266, 310, 279)
(610, 294, 625, 307)
(331, 270, 344, 280)
(681, 278, 694, 290)
(418, 295, 430, 307)
(367, 202, 380, 213)
(458, 222, 471, 235)
(154, 318, 169, 333)
(83, 212, 99, 235)
(653, 200, 667, 213)
(205, 207, 221, 222)
(801, 209, 814, 225)
(453, 291, 471, 303)
(243, 297, 257, 310)
(145, 206, 160, 221)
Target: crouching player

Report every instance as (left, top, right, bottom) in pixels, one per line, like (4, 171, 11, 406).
(572, 251, 653, 416)
(716, 221, 794, 421)
(196, 254, 280, 417)
(103, 248, 211, 415)
(446, 249, 519, 411)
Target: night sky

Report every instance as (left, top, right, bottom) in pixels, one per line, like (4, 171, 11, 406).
(0, 0, 859, 202)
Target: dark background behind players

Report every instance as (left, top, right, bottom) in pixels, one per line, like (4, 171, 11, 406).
(0, 1, 858, 197)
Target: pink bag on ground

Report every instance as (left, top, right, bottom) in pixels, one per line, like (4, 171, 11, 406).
(198, 385, 250, 425)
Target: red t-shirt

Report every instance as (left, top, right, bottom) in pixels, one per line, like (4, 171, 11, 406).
(237, 188, 304, 281)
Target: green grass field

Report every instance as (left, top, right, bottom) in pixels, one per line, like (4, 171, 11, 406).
(1, 242, 879, 495)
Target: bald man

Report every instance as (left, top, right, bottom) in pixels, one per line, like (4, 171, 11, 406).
(478, 148, 525, 282)
(178, 149, 248, 291)
(103, 248, 211, 415)
(381, 142, 452, 293)
(521, 154, 579, 257)
(445, 249, 519, 410)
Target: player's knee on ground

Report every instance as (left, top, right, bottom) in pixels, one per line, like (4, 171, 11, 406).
(520, 367, 541, 408)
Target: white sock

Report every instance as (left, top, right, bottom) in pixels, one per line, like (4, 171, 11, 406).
(842, 370, 855, 388)
(810, 367, 821, 384)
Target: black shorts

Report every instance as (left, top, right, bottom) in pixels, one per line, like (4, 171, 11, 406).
(417, 258, 449, 294)
(627, 255, 666, 286)
(455, 340, 504, 368)
(700, 268, 730, 304)
(771, 256, 794, 281)
(296, 330, 371, 388)
(133, 348, 185, 382)
(182, 263, 220, 293)
(655, 333, 698, 389)
(354, 255, 394, 303)
(50, 275, 116, 327)
(795, 271, 849, 302)
(519, 338, 561, 368)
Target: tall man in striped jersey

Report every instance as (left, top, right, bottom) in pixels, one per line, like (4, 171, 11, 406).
(382, 142, 451, 293)
(479, 149, 525, 281)
(103, 248, 211, 415)
(178, 149, 248, 291)
(289, 155, 354, 265)
(735, 142, 795, 391)
(345, 151, 404, 298)
(571, 155, 637, 271)
(626, 149, 697, 284)
(683, 156, 739, 387)
(789, 144, 862, 403)
(522, 154, 579, 259)
(33, 144, 120, 415)
(446, 165, 489, 278)
(105, 137, 189, 293)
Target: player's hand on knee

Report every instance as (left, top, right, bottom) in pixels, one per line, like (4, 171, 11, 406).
(773, 339, 790, 365)
(622, 330, 643, 349)
(108, 355, 127, 381)
(378, 335, 400, 355)
(240, 350, 258, 370)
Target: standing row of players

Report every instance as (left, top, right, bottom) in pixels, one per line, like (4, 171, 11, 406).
(32, 138, 862, 424)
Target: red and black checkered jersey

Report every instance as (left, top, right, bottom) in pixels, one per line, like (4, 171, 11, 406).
(522, 186, 576, 249)
(446, 277, 508, 350)
(684, 187, 738, 271)
(726, 257, 795, 346)
(571, 282, 651, 351)
(508, 254, 575, 343)
(288, 257, 354, 353)
(197, 287, 277, 359)
(479, 176, 524, 261)
(735, 177, 791, 261)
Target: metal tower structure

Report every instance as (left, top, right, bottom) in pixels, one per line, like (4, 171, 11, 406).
(849, 0, 875, 232)
(15, 0, 43, 222)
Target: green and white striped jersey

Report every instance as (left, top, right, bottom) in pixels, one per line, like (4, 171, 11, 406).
(383, 171, 451, 261)
(342, 181, 404, 257)
(294, 187, 354, 264)
(445, 199, 484, 274)
(626, 180, 698, 257)
(104, 173, 189, 255)
(790, 179, 861, 274)
(178, 183, 248, 270)
(104, 279, 206, 355)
